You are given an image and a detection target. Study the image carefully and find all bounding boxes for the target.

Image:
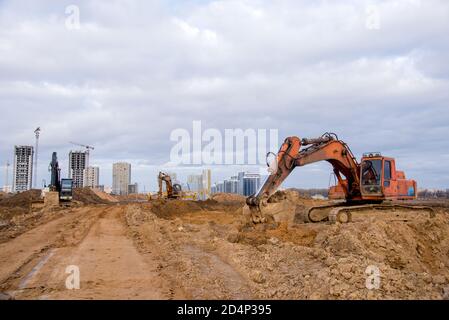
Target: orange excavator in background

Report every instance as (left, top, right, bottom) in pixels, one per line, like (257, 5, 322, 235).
(246, 133, 433, 224)
(158, 172, 183, 200)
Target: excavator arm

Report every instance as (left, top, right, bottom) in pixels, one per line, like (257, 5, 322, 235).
(246, 136, 302, 207)
(158, 172, 174, 198)
(49, 152, 61, 192)
(158, 172, 182, 199)
(246, 133, 361, 222)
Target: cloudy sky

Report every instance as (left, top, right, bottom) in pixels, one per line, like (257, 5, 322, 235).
(0, 0, 448, 191)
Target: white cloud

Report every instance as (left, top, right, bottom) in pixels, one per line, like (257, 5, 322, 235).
(0, 0, 448, 189)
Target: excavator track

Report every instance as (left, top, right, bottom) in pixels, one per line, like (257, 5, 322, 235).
(296, 203, 435, 224)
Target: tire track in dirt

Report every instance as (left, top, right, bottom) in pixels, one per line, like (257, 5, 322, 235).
(9, 206, 171, 300)
(124, 204, 254, 300)
(0, 206, 105, 291)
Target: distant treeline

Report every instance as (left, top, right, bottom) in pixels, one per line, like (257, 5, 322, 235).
(418, 189, 449, 199)
(289, 188, 329, 198)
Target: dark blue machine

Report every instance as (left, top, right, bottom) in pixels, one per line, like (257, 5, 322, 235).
(49, 152, 73, 201)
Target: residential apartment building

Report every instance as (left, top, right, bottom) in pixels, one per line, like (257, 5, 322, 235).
(83, 166, 100, 188)
(69, 151, 89, 188)
(12, 146, 34, 192)
(113, 162, 131, 195)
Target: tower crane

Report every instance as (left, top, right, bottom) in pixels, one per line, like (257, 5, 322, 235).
(69, 141, 95, 154)
(69, 141, 95, 164)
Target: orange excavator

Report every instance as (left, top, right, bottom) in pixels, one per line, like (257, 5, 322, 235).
(158, 172, 182, 200)
(246, 133, 433, 224)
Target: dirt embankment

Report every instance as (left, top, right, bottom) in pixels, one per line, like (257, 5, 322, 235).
(91, 188, 119, 203)
(0, 192, 8, 202)
(211, 193, 246, 203)
(127, 192, 449, 300)
(115, 194, 149, 202)
(0, 190, 47, 242)
(0, 190, 42, 208)
(149, 198, 244, 220)
(73, 188, 112, 205)
(0, 188, 111, 244)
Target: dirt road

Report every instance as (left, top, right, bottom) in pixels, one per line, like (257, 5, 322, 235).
(1, 194, 449, 300)
(0, 205, 177, 299)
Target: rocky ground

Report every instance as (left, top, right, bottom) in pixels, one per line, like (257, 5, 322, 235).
(0, 190, 448, 300)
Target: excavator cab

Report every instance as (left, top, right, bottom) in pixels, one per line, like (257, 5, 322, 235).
(172, 183, 183, 198)
(360, 153, 417, 200)
(360, 153, 383, 196)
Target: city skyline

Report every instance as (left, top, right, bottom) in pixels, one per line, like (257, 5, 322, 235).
(212, 171, 262, 197)
(1, 1, 449, 191)
(3, 140, 449, 193)
(3, 135, 449, 194)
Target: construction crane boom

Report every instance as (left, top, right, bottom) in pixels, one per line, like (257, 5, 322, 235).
(69, 141, 95, 151)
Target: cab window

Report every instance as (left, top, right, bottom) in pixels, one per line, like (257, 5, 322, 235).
(384, 161, 391, 180)
(361, 159, 382, 186)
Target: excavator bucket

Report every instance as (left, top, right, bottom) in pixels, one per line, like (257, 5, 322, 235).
(243, 200, 291, 226)
(242, 204, 266, 224)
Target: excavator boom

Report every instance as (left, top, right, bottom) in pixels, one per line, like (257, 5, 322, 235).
(49, 152, 61, 192)
(248, 133, 360, 207)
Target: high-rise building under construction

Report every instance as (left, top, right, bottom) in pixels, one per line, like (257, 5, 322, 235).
(12, 145, 34, 192)
(69, 151, 89, 188)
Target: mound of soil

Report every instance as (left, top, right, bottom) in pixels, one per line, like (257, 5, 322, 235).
(230, 211, 449, 299)
(211, 193, 246, 203)
(91, 188, 119, 203)
(268, 189, 308, 203)
(150, 198, 246, 220)
(73, 188, 111, 205)
(199, 199, 244, 212)
(0, 190, 42, 208)
(230, 222, 319, 247)
(115, 194, 149, 202)
(150, 200, 204, 219)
